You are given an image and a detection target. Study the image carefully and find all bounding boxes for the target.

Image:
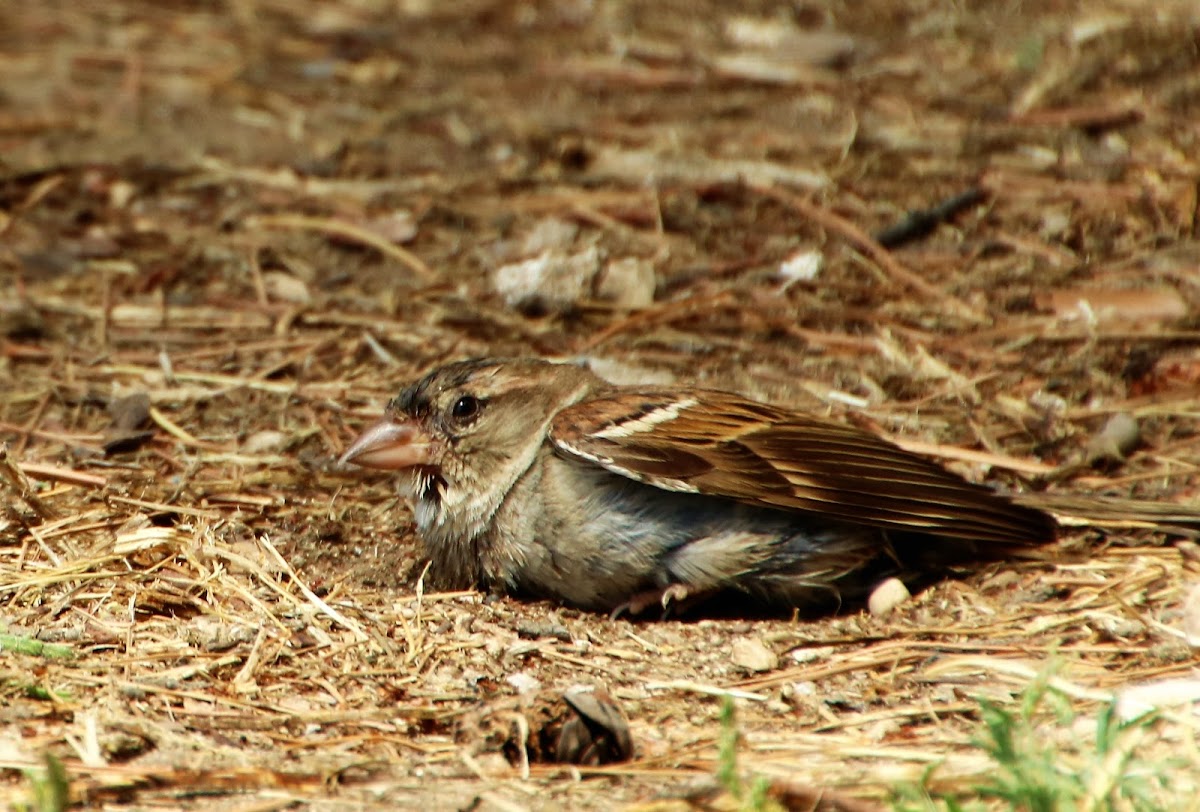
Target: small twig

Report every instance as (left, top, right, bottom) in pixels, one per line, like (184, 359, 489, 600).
(257, 534, 369, 642)
(645, 681, 768, 701)
(576, 289, 738, 351)
(1009, 101, 1143, 131)
(12, 391, 52, 456)
(233, 626, 270, 690)
(17, 463, 107, 489)
(247, 245, 269, 306)
(752, 184, 984, 322)
(247, 213, 434, 280)
(874, 187, 987, 249)
(106, 496, 215, 518)
(0, 421, 105, 444)
(361, 331, 401, 366)
(888, 437, 1056, 476)
(147, 406, 229, 451)
(0, 443, 57, 519)
(511, 712, 531, 781)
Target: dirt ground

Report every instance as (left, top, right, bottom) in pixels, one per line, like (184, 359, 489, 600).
(3, 1, 1200, 809)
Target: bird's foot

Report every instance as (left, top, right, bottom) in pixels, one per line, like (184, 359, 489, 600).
(611, 583, 692, 619)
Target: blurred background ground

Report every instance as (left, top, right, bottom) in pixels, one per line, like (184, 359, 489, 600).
(2, 0, 1199, 809)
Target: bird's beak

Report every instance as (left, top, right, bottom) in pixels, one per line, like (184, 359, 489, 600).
(339, 418, 432, 470)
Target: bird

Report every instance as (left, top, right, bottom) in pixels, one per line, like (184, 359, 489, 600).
(338, 357, 1056, 616)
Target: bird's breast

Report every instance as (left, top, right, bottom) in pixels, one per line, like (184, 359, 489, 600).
(481, 452, 880, 611)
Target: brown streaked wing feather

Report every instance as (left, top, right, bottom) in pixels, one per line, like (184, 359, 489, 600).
(550, 390, 1056, 545)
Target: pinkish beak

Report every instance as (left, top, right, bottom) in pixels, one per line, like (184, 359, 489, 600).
(338, 418, 432, 470)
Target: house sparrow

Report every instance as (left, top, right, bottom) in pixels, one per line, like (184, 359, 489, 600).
(339, 358, 1056, 615)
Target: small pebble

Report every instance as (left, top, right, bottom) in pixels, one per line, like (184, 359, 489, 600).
(262, 271, 311, 304)
(505, 671, 541, 696)
(730, 637, 778, 672)
(868, 577, 911, 615)
(242, 429, 288, 454)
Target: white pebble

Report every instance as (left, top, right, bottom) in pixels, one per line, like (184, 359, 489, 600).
(868, 577, 911, 615)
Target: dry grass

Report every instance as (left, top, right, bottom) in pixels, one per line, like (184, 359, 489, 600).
(3, 0, 1200, 808)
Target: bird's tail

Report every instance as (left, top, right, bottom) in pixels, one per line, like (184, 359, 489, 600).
(1011, 493, 1200, 538)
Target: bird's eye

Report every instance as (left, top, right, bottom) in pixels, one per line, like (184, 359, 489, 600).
(449, 395, 481, 423)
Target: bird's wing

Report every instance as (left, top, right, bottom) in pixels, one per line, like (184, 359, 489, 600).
(550, 389, 1055, 545)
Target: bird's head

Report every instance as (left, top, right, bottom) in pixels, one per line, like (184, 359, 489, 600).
(339, 357, 599, 538)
